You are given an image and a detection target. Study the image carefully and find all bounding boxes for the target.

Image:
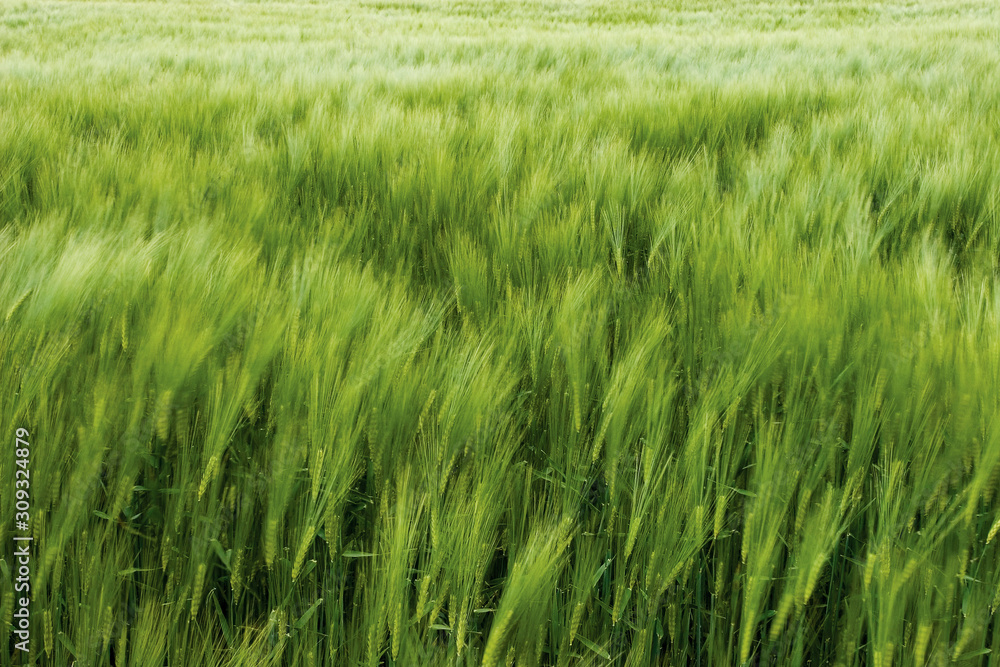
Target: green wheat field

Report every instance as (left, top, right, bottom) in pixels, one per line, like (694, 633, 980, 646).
(2, 0, 1000, 665)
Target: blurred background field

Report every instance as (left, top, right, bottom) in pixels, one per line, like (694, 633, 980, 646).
(2, 1, 1000, 665)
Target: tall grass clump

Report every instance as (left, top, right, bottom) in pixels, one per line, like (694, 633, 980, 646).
(3, 0, 1000, 665)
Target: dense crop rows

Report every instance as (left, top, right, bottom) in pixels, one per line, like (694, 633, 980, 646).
(2, 1, 1000, 665)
